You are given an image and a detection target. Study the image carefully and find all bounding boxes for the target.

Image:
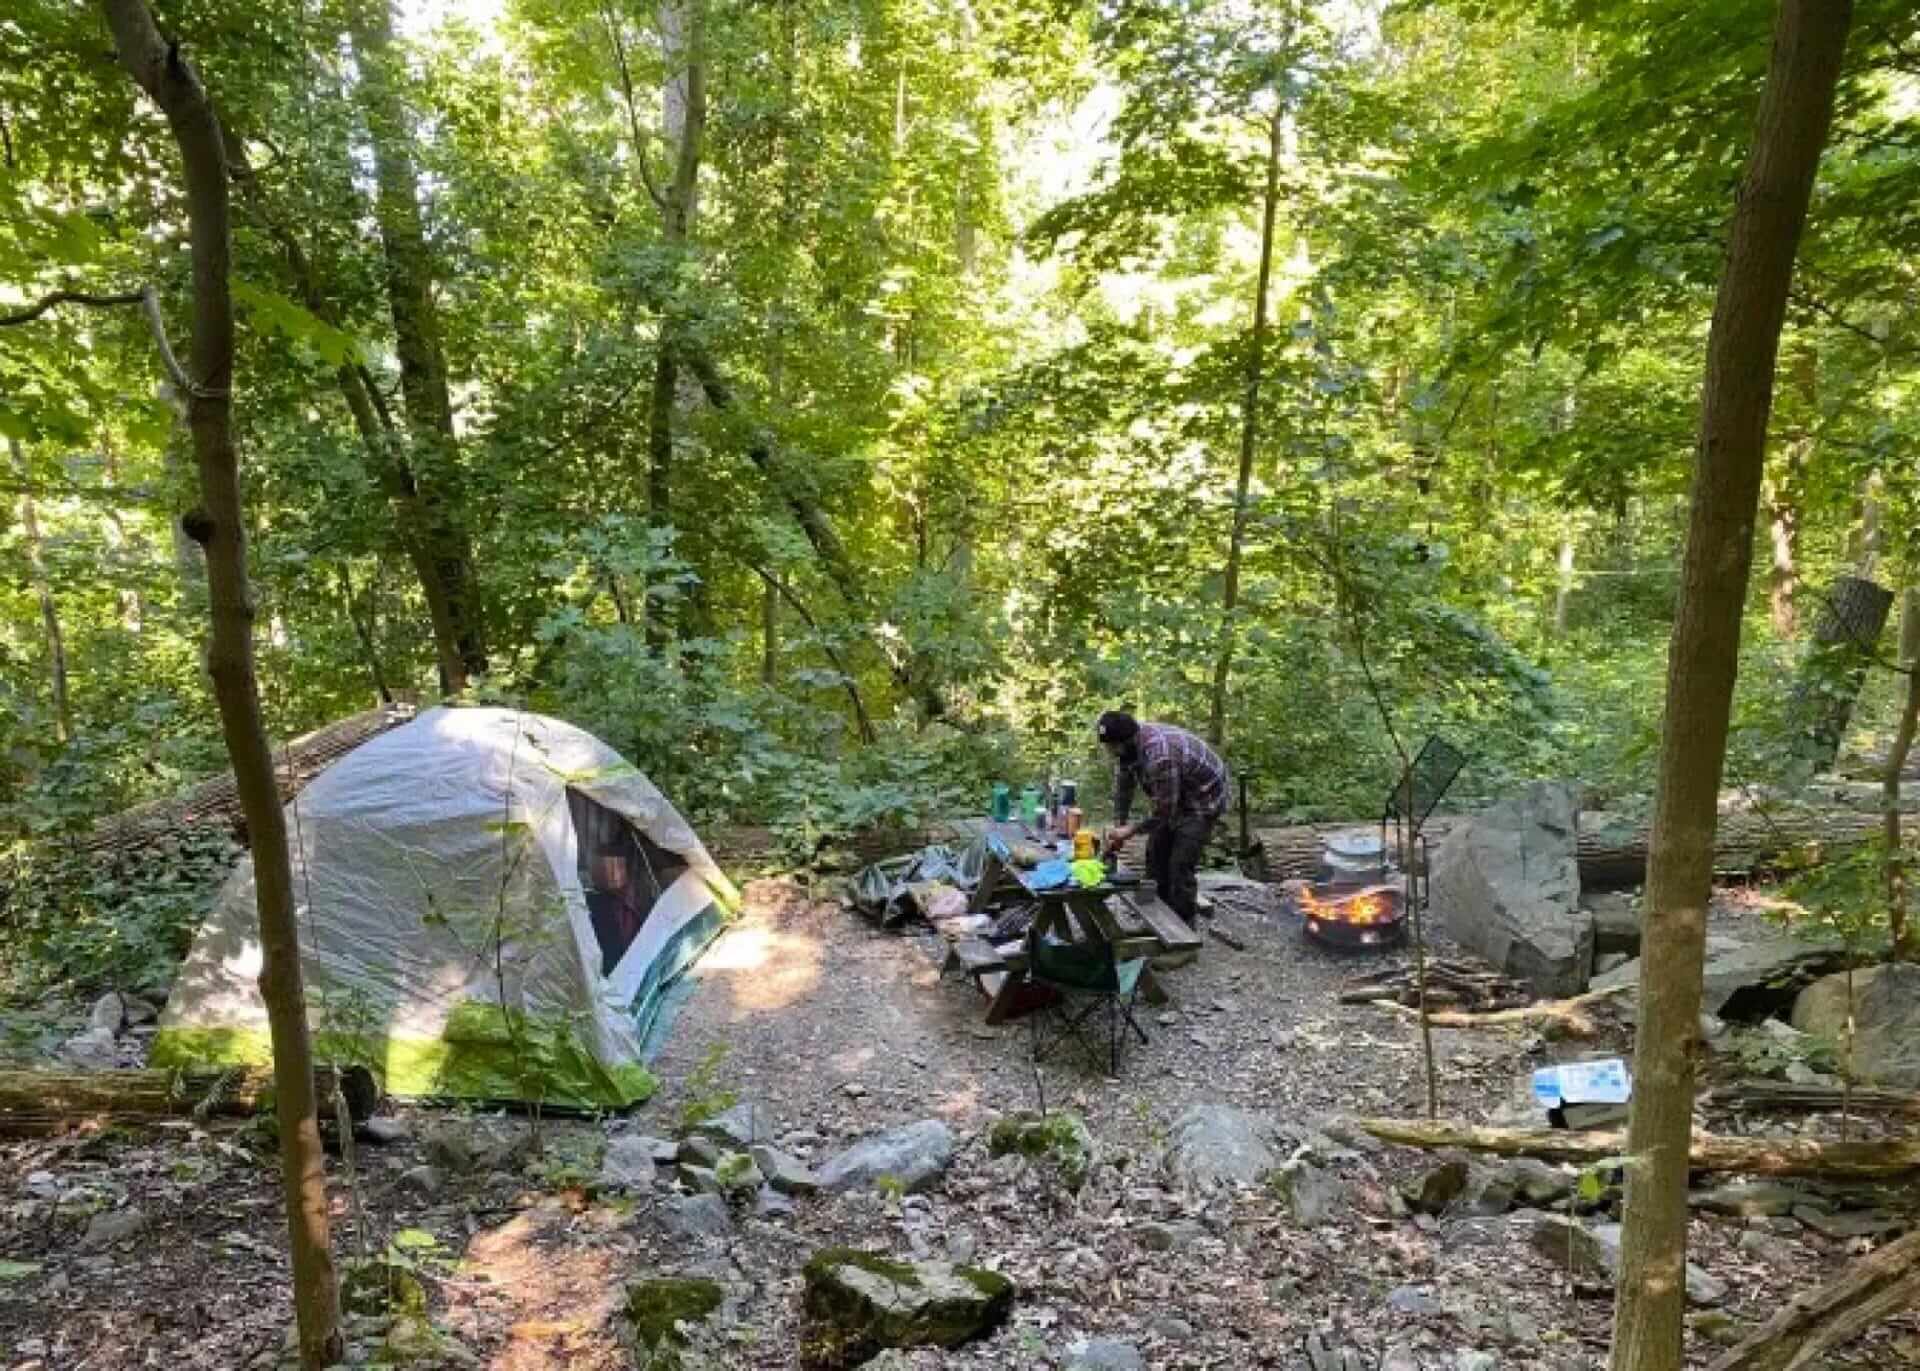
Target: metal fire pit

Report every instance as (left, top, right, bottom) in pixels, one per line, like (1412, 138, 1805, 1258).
(1294, 881, 1407, 949)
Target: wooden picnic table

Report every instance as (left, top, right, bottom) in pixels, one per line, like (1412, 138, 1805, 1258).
(940, 818, 1203, 1023)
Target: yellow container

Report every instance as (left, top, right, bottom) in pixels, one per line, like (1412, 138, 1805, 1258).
(1073, 829, 1095, 862)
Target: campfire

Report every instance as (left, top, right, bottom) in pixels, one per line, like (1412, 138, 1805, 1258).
(1289, 831, 1409, 949)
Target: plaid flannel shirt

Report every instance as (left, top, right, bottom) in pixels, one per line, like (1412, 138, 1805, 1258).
(1111, 723, 1230, 832)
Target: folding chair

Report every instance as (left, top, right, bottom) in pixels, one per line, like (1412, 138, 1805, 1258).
(1024, 929, 1148, 1108)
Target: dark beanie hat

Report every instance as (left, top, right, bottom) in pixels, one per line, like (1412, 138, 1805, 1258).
(1096, 711, 1140, 744)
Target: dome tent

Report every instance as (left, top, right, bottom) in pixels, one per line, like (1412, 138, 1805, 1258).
(151, 707, 737, 1107)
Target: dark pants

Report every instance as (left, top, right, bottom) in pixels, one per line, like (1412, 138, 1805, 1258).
(1146, 812, 1216, 922)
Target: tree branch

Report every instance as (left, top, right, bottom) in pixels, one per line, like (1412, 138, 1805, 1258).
(0, 287, 146, 326)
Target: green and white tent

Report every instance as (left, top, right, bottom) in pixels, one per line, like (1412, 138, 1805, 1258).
(151, 706, 737, 1106)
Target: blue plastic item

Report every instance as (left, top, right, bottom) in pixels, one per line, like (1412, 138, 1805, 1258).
(1027, 858, 1073, 890)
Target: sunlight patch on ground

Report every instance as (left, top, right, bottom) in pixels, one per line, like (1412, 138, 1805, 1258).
(440, 1198, 627, 1371)
(701, 923, 825, 1014)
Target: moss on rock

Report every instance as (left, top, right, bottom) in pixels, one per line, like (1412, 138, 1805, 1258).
(624, 1276, 725, 1350)
(800, 1248, 1014, 1369)
(986, 1111, 1096, 1191)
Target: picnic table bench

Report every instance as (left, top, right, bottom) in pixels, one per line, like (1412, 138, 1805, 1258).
(938, 819, 1203, 1022)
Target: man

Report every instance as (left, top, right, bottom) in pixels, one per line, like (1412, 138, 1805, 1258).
(1097, 710, 1229, 924)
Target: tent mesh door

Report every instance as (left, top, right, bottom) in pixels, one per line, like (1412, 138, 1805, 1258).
(567, 788, 690, 975)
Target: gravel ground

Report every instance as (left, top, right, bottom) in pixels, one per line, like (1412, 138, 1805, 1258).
(2, 877, 1915, 1369)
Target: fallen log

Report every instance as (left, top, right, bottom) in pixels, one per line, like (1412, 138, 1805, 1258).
(0, 1064, 379, 1137)
(1368, 983, 1631, 1039)
(1356, 1117, 1920, 1178)
(1340, 958, 1533, 1011)
(1706, 1080, 1920, 1118)
(1708, 1228, 1920, 1371)
(75, 703, 414, 854)
(1255, 804, 1916, 891)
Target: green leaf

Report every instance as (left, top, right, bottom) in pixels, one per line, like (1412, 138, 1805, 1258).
(232, 280, 364, 367)
(0, 1259, 43, 1280)
(389, 1228, 440, 1251)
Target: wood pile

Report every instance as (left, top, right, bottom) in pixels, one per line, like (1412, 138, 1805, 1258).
(1339, 959, 1532, 1012)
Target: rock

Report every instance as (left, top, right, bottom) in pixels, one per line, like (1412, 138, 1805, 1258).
(623, 1276, 724, 1354)
(597, 1134, 659, 1192)
(1586, 893, 1642, 957)
(1134, 1219, 1207, 1252)
(1161, 1105, 1279, 1190)
(341, 1258, 428, 1316)
(1381, 1346, 1421, 1371)
(801, 1249, 1013, 1360)
(816, 1120, 956, 1195)
(1530, 1214, 1725, 1305)
(677, 1135, 723, 1169)
(754, 1186, 797, 1220)
(1735, 1229, 1798, 1270)
(1277, 1161, 1345, 1226)
(422, 1123, 482, 1175)
(987, 1112, 1098, 1191)
(359, 1117, 411, 1146)
(1793, 963, 1920, 1087)
(659, 1193, 732, 1242)
(1463, 1167, 1519, 1217)
(1594, 952, 1631, 976)
(1387, 1285, 1441, 1316)
(687, 1102, 772, 1151)
(1504, 1159, 1573, 1207)
(1065, 1337, 1146, 1371)
(1457, 1352, 1499, 1371)
(1691, 1311, 1748, 1348)
(57, 1026, 121, 1070)
(1430, 781, 1589, 996)
(1692, 1181, 1806, 1218)
(1401, 1159, 1470, 1216)
(1795, 1206, 1903, 1239)
(1596, 934, 1847, 1018)
(1148, 1316, 1196, 1341)
(1504, 1313, 1541, 1345)
(679, 1163, 723, 1195)
(397, 1165, 446, 1199)
(750, 1144, 820, 1196)
(88, 992, 128, 1036)
(81, 1206, 147, 1248)
(637, 1135, 680, 1166)
(1791, 965, 1885, 1037)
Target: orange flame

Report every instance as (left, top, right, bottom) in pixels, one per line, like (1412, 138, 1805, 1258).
(1298, 885, 1396, 926)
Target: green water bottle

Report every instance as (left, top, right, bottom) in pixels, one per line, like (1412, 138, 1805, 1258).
(990, 783, 1011, 822)
(1020, 785, 1041, 824)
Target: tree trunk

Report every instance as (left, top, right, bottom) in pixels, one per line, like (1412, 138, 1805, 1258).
(762, 577, 778, 686)
(0, 1063, 377, 1137)
(1553, 531, 1577, 637)
(1707, 1228, 1920, 1371)
(1360, 1117, 1920, 1179)
(1789, 574, 1895, 771)
(1766, 473, 1801, 637)
(1612, 6, 1852, 1371)
(339, 566, 393, 704)
(1885, 590, 1920, 960)
(1207, 102, 1286, 751)
(98, 4, 344, 1365)
(1704, 1079, 1920, 1116)
(347, 0, 487, 691)
(9, 438, 73, 742)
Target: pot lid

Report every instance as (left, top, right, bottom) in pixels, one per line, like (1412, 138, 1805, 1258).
(1323, 830, 1385, 860)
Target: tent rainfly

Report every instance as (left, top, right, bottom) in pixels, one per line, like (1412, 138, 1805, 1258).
(151, 707, 737, 1107)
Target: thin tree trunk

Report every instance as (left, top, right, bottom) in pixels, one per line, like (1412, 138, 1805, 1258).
(1207, 101, 1286, 750)
(98, 4, 342, 1366)
(1766, 471, 1801, 637)
(1886, 590, 1920, 961)
(9, 438, 73, 741)
(338, 566, 392, 704)
(762, 577, 778, 686)
(1553, 532, 1576, 637)
(1610, 7, 1852, 1371)
(347, 0, 487, 690)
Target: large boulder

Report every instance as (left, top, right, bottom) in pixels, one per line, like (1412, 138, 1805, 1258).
(1791, 963, 1920, 1087)
(1430, 782, 1590, 997)
(801, 1249, 1012, 1364)
(1161, 1105, 1280, 1190)
(1596, 934, 1848, 1018)
(816, 1120, 956, 1195)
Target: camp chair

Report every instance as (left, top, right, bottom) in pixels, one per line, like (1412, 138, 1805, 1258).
(1024, 928, 1148, 1107)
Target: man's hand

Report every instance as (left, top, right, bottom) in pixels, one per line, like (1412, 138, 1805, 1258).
(1104, 824, 1135, 856)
